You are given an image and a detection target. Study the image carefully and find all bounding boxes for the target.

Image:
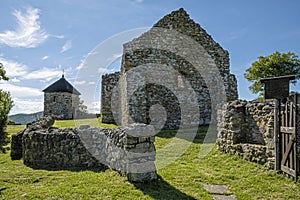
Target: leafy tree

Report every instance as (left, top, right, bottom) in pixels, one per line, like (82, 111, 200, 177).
(0, 63, 9, 81)
(244, 51, 300, 97)
(0, 63, 13, 153)
(79, 99, 88, 113)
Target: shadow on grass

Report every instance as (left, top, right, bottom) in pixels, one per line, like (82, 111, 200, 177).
(156, 125, 209, 144)
(134, 175, 196, 200)
(0, 131, 9, 153)
(26, 164, 108, 173)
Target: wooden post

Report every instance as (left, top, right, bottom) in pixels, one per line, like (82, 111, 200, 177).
(294, 95, 299, 182)
(274, 99, 281, 171)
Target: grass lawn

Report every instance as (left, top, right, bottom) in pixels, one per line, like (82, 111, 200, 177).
(1, 119, 299, 199)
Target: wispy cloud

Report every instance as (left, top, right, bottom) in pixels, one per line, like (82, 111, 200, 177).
(0, 57, 28, 77)
(1, 57, 61, 81)
(106, 53, 122, 63)
(98, 67, 110, 73)
(24, 67, 62, 81)
(50, 34, 64, 39)
(0, 7, 48, 48)
(74, 80, 96, 85)
(42, 55, 49, 60)
(86, 101, 100, 113)
(9, 97, 43, 115)
(60, 40, 72, 53)
(11, 77, 20, 83)
(131, 0, 144, 3)
(0, 83, 42, 97)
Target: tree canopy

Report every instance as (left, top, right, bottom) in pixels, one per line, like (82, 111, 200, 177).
(244, 51, 300, 97)
(0, 63, 13, 152)
(0, 63, 9, 81)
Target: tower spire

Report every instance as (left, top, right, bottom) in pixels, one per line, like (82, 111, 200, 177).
(62, 69, 65, 78)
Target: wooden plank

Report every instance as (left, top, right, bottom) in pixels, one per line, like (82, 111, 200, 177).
(274, 99, 281, 171)
(284, 103, 288, 167)
(294, 97, 298, 182)
(280, 127, 295, 134)
(281, 134, 296, 166)
(289, 103, 294, 169)
(286, 103, 289, 128)
(281, 165, 296, 177)
(290, 103, 293, 127)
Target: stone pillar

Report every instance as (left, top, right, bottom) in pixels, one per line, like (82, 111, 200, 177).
(123, 124, 157, 182)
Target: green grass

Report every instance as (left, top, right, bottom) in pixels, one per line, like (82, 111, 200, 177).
(1, 121, 300, 199)
(53, 118, 117, 129)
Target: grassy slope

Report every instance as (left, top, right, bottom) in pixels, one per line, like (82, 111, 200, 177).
(0, 119, 299, 199)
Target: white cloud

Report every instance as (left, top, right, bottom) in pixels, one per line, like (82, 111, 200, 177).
(132, 0, 144, 3)
(0, 57, 28, 77)
(24, 67, 61, 81)
(86, 101, 100, 114)
(42, 55, 49, 60)
(60, 40, 72, 53)
(74, 80, 96, 85)
(0, 83, 43, 97)
(9, 97, 43, 115)
(0, 7, 48, 48)
(74, 80, 86, 85)
(11, 77, 20, 83)
(98, 67, 109, 73)
(1, 57, 62, 81)
(88, 81, 96, 85)
(76, 62, 84, 70)
(106, 53, 122, 63)
(50, 34, 64, 39)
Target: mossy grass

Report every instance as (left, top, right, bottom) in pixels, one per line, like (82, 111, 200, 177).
(1, 122, 299, 199)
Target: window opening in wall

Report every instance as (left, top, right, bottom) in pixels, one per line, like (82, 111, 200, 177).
(53, 96, 57, 102)
(178, 75, 185, 88)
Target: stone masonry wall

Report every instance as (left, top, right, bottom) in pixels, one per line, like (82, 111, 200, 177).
(11, 116, 157, 182)
(11, 115, 56, 160)
(217, 100, 275, 168)
(101, 72, 120, 124)
(101, 8, 238, 129)
(44, 92, 80, 120)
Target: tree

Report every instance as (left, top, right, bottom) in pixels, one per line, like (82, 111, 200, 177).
(0, 63, 9, 81)
(244, 51, 300, 97)
(78, 99, 88, 113)
(0, 63, 13, 153)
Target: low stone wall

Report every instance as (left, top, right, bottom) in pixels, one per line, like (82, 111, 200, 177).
(217, 100, 275, 168)
(11, 115, 57, 160)
(11, 116, 157, 182)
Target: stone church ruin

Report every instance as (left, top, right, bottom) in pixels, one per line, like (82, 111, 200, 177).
(11, 8, 244, 183)
(43, 74, 81, 119)
(101, 8, 238, 129)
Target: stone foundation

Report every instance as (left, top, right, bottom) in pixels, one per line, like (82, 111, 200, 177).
(11, 116, 157, 182)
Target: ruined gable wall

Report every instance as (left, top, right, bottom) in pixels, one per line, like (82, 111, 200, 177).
(118, 8, 238, 128)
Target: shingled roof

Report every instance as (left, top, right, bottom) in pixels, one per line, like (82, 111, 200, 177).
(42, 75, 81, 95)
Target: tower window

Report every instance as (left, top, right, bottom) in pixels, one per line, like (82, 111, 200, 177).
(178, 75, 185, 88)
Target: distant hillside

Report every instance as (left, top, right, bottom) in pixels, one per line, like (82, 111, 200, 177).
(9, 111, 44, 125)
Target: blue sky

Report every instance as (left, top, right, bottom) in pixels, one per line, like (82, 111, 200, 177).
(0, 0, 300, 114)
